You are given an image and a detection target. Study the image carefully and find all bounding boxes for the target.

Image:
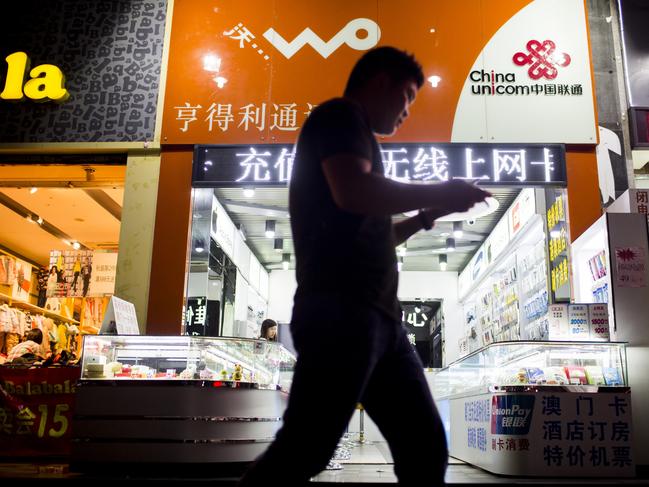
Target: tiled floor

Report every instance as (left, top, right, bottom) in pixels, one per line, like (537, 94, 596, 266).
(0, 441, 648, 485)
(311, 440, 649, 485)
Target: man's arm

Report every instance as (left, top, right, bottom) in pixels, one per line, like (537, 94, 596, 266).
(322, 154, 489, 216)
(393, 208, 448, 247)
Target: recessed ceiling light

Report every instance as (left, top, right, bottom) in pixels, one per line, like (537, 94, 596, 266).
(265, 220, 276, 238)
(427, 75, 442, 88)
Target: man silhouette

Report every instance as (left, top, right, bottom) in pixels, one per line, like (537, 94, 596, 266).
(239, 46, 489, 486)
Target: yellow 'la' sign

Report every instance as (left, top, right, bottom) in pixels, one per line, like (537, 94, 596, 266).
(0, 52, 69, 102)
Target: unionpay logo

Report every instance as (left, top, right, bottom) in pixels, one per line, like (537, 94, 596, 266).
(491, 395, 535, 435)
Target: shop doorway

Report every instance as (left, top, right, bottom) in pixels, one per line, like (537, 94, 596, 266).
(186, 142, 569, 363)
(0, 157, 125, 359)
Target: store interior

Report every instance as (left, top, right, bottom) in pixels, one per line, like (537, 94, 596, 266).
(0, 160, 124, 362)
(186, 183, 539, 367)
(186, 179, 629, 370)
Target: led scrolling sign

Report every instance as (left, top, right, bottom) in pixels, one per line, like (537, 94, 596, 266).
(192, 143, 567, 187)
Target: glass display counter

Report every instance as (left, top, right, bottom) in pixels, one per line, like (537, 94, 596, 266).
(432, 341, 634, 477)
(71, 335, 296, 471)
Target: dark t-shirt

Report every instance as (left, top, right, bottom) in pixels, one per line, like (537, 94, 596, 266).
(289, 97, 400, 322)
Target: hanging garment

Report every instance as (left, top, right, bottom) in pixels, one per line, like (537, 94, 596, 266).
(57, 323, 68, 352)
(5, 332, 20, 355)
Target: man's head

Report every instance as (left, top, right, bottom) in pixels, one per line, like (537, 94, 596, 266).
(25, 328, 43, 344)
(344, 46, 424, 136)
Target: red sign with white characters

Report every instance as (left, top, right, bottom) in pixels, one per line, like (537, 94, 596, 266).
(0, 367, 80, 457)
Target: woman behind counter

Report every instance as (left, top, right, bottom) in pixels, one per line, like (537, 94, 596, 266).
(259, 319, 278, 342)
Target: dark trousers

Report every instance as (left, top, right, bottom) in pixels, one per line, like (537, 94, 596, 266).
(239, 294, 448, 485)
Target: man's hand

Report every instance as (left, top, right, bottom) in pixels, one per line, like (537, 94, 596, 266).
(419, 208, 448, 230)
(437, 180, 491, 214)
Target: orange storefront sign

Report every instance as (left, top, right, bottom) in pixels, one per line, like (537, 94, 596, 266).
(163, 0, 597, 145)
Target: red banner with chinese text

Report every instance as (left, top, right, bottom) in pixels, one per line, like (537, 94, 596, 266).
(0, 367, 80, 457)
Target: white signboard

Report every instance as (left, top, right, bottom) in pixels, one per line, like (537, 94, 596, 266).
(588, 304, 610, 341)
(508, 188, 536, 239)
(88, 252, 118, 296)
(548, 304, 569, 340)
(100, 296, 140, 335)
(249, 253, 261, 292)
(449, 391, 634, 476)
(452, 0, 596, 143)
(487, 217, 510, 265)
(568, 304, 589, 340)
(211, 196, 235, 259)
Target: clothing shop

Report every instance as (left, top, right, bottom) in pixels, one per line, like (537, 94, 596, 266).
(0, 0, 169, 457)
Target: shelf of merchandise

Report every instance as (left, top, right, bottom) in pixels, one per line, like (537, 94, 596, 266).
(0, 292, 80, 325)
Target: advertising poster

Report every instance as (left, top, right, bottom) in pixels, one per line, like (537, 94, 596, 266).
(11, 259, 32, 302)
(614, 247, 646, 288)
(47, 250, 95, 298)
(0, 255, 15, 285)
(82, 297, 111, 330)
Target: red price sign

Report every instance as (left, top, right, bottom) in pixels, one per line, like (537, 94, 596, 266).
(0, 367, 80, 457)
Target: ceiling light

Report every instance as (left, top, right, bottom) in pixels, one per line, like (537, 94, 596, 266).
(453, 221, 463, 238)
(274, 238, 283, 252)
(265, 220, 276, 238)
(194, 239, 205, 253)
(243, 187, 255, 198)
(204, 160, 213, 166)
(203, 54, 222, 72)
(214, 76, 228, 88)
(428, 75, 442, 88)
(446, 237, 456, 252)
(439, 254, 448, 271)
(72, 242, 81, 250)
(29, 187, 38, 194)
(282, 252, 290, 270)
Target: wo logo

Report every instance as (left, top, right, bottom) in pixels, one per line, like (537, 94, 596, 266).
(263, 18, 381, 59)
